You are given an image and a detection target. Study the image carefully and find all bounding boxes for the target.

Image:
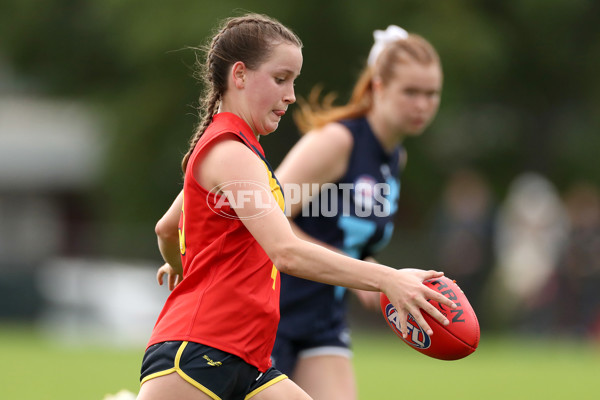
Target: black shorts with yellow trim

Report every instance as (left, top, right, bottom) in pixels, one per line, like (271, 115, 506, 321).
(140, 341, 286, 400)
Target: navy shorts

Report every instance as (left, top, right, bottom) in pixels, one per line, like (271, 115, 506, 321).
(140, 341, 286, 400)
(271, 317, 352, 376)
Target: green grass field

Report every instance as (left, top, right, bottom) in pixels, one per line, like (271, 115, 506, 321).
(1, 324, 598, 399)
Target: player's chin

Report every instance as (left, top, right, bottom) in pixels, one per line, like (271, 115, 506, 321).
(261, 120, 280, 135)
(406, 124, 427, 135)
(405, 119, 430, 134)
(259, 126, 277, 136)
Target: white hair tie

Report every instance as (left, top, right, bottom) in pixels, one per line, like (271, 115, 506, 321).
(367, 25, 409, 67)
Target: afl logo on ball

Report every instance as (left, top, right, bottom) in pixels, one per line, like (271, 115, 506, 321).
(384, 303, 431, 349)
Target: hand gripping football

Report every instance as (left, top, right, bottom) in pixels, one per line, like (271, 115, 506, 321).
(380, 276, 480, 360)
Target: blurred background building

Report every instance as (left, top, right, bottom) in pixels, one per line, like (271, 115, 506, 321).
(0, 90, 105, 319)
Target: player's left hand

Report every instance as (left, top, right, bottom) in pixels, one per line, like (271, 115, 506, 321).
(157, 263, 182, 291)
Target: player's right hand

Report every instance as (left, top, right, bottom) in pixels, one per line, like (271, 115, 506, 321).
(156, 263, 182, 291)
(380, 268, 455, 338)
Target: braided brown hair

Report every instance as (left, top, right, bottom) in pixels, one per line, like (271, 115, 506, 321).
(294, 33, 440, 133)
(181, 13, 303, 173)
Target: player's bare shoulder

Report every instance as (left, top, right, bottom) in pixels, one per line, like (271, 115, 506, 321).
(195, 134, 263, 190)
(313, 121, 354, 153)
(304, 122, 353, 179)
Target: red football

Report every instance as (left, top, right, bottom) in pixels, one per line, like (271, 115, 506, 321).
(380, 276, 480, 360)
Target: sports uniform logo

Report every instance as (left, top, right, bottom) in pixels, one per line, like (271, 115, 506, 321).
(384, 303, 431, 349)
(203, 355, 222, 367)
(353, 175, 378, 214)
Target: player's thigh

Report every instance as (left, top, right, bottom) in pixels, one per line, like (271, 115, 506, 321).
(137, 372, 213, 400)
(293, 355, 356, 400)
(251, 377, 312, 400)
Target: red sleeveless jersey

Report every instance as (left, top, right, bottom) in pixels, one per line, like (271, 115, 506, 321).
(147, 112, 285, 372)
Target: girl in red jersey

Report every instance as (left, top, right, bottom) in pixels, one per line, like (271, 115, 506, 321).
(139, 13, 456, 400)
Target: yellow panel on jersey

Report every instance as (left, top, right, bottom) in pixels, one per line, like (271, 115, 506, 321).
(260, 160, 285, 213)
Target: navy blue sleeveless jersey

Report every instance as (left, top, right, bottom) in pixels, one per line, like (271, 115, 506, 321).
(277, 117, 402, 338)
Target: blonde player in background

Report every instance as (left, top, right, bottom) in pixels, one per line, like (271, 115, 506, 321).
(271, 25, 444, 399)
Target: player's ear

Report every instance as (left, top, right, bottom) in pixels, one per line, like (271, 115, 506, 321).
(232, 61, 247, 89)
